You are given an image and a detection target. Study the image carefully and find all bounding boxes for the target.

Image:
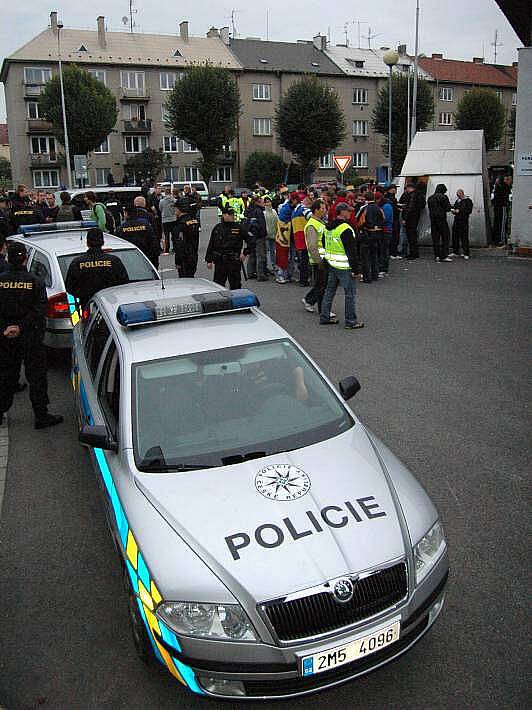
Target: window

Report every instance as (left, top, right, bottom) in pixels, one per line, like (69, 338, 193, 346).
(32, 169, 59, 188)
(27, 101, 41, 119)
(352, 119, 368, 136)
(24, 67, 52, 84)
(253, 118, 272, 136)
(165, 166, 180, 182)
(95, 168, 108, 186)
(439, 86, 454, 101)
(509, 136, 515, 150)
(120, 70, 145, 95)
(319, 153, 333, 169)
(492, 142, 501, 151)
(29, 251, 52, 287)
(213, 166, 232, 182)
(94, 137, 109, 153)
(353, 88, 368, 104)
(512, 92, 517, 106)
(161, 105, 170, 122)
(124, 135, 149, 153)
(98, 340, 120, 438)
(123, 103, 146, 121)
(160, 72, 177, 90)
(163, 136, 179, 152)
(495, 90, 503, 100)
(85, 311, 111, 379)
(30, 136, 55, 155)
(182, 141, 198, 152)
(184, 166, 200, 182)
(439, 111, 453, 125)
(252, 83, 271, 101)
(353, 152, 368, 168)
(87, 69, 106, 85)
(347, 59, 365, 69)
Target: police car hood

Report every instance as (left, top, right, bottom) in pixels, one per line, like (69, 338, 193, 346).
(136, 427, 406, 603)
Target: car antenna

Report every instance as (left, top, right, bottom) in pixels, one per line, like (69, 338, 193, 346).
(160, 264, 165, 290)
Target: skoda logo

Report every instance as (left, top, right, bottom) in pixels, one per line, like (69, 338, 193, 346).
(333, 578, 354, 604)
(255, 464, 311, 501)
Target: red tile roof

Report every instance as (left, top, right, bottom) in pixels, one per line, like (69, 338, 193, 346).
(0, 124, 8, 145)
(418, 57, 518, 87)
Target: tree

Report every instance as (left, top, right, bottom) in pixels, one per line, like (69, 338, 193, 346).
(0, 156, 11, 183)
(244, 151, 286, 188)
(508, 105, 516, 143)
(164, 64, 240, 187)
(124, 148, 170, 184)
(275, 75, 346, 182)
(39, 65, 118, 161)
(372, 75, 434, 176)
(454, 88, 505, 150)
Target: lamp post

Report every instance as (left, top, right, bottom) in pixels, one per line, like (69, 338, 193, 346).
(383, 49, 399, 182)
(56, 20, 73, 188)
(410, 0, 420, 143)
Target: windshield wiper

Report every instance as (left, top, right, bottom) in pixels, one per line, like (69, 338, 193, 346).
(138, 447, 212, 472)
(221, 451, 267, 465)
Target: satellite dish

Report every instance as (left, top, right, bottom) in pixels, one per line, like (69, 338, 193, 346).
(122, 16, 129, 25)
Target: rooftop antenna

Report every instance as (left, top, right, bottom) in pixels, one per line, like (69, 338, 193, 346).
(357, 21, 368, 49)
(266, 9, 269, 41)
(491, 29, 503, 64)
(363, 26, 380, 49)
(230, 9, 238, 38)
(122, 0, 137, 32)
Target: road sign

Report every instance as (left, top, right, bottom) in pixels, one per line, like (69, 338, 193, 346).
(333, 155, 352, 174)
(74, 154, 88, 180)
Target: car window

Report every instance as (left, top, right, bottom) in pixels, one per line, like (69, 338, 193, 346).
(84, 311, 111, 379)
(29, 250, 52, 287)
(58, 249, 157, 283)
(98, 339, 120, 438)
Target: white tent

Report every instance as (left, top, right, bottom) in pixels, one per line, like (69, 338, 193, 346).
(397, 130, 492, 246)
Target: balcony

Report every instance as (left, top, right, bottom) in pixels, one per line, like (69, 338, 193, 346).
(215, 150, 236, 165)
(23, 83, 46, 97)
(122, 119, 152, 133)
(30, 153, 60, 167)
(120, 87, 150, 101)
(26, 119, 53, 133)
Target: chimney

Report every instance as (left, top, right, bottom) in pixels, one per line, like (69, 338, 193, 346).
(397, 44, 407, 56)
(50, 11, 58, 34)
(220, 26, 230, 45)
(432, 52, 443, 60)
(180, 21, 189, 42)
(313, 34, 327, 51)
(97, 16, 106, 49)
(472, 56, 484, 63)
(206, 27, 219, 38)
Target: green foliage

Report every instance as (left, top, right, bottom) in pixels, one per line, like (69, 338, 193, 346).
(124, 148, 170, 184)
(164, 64, 240, 186)
(372, 75, 434, 175)
(243, 151, 286, 189)
(0, 156, 12, 182)
(342, 167, 368, 185)
(454, 88, 505, 150)
(38, 65, 118, 157)
(508, 106, 516, 140)
(275, 75, 346, 181)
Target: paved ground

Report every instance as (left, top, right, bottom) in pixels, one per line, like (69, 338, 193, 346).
(0, 209, 530, 709)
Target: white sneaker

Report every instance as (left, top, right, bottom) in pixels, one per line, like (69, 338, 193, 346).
(330, 311, 337, 318)
(448, 252, 458, 258)
(435, 257, 441, 262)
(301, 297, 315, 313)
(378, 271, 386, 278)
(463, 255, 470, 260)
(442, 257, 452, 262)
(276, 277, 289, 284)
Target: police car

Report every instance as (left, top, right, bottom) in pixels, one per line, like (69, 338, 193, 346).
(72, 278, 448, 700)
(9, 222, 159, 348)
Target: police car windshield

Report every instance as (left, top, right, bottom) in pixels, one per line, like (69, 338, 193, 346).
(58, 249, 156, 282)
(133, 339, 354, 471)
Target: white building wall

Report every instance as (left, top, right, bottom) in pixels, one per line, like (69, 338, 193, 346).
(511, 47, 532, 252)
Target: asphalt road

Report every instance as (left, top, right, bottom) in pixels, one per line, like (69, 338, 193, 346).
(1, 209, 530, 709)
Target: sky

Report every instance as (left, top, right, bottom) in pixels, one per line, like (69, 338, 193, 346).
(0, 0, 523, 121)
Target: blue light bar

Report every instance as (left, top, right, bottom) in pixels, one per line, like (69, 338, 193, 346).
(18, 220, 97, 235)
(116, 289, 260, 327)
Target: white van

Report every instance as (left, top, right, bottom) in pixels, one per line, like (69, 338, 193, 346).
(53, 186, 142, 219)
(156, 181, 209, 204)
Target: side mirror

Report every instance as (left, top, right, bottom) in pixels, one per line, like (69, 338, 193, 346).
(339, 376, 361, 401)
(79, 424, 118, 453)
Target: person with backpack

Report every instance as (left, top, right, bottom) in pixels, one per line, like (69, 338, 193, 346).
(84, 191, 115, 233)
(55, 192, 82, 223)
(356, 192, 384, 283)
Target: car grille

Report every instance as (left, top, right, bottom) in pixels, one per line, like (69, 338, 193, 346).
(262, 562, 407, 642)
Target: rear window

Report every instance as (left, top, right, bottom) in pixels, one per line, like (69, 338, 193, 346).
(58, 249, 157, 282)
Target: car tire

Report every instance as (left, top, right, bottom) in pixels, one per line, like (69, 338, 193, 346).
(125, 570, 156, 665)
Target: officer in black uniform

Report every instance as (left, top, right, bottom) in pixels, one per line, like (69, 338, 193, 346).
(170, 200, 200, 277)
(11, 199, 43, 232)
(65, 227, 129, 311)
(0, 242, 63, 428)
(115, 206, 153, 263)
(205, 205, 255, 289)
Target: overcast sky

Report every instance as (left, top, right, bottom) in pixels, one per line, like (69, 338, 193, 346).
(0, 0, 523, 121)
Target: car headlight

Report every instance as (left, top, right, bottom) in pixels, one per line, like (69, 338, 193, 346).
(156, 602, 259, 642)
(413, 520, 446, 585)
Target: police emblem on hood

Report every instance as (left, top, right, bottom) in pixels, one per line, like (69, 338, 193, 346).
(255, 464, 311, 501)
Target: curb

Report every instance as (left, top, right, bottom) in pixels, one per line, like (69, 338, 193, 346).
(0, 418, 8, 519)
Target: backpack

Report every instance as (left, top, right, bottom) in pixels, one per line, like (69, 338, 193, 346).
(95, 203, 116, 234)
(55, 204, 77, 222)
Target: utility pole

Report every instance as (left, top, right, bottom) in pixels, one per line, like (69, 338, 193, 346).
(56, 20, 72, 189)
(410, 0, 420, 144)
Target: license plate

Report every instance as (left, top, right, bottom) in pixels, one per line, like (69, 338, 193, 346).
(300, 619, 400, 677)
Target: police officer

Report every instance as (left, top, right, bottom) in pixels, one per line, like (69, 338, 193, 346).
(205, 205, 255, 289)
(65, 227, 129, 311)
(11, 185, 43, 232)
(170, 200, 200, 277)
(115, 206, 153, 263)
(133, 196, 161, 268)
(0, 242, 63, 428)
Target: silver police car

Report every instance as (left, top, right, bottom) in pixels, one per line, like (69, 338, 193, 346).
(72, 278, 448, 700)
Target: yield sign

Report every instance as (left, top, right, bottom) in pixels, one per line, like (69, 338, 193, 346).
(333, 155, 352, 173)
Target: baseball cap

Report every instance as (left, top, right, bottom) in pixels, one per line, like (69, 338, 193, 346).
(289, 191, 301, 201)
(335, 202, 353, 214)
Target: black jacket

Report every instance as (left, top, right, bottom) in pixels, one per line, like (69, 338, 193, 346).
(170, 214, 200, 242)
(115, 217, 153, 260)
(453, 197, 473, 223)
(400, 189, 426, 225)
(427, 186, 452, 221)
(244, 204, 267, 239)
(0, 263, 47, 334)
(205, 221, 255, 263)
(327, 218, 360, 273)
(65, 247, 129, 308)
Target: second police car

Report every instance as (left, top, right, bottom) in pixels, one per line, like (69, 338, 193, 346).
(72, 278, 449, 700)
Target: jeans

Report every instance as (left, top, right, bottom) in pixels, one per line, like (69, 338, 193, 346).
(320, 267, 358, 326)
(297, 248, 309, 284)
(162, 221, 176, 253)
(248, 237, 267, 279)
(399, 224, 409, 257)
(305, 263, 327, 310)
(359, 232, 379, 282)
(406, 220, 420, 258)
(266, 237, 276, 270)
(378, 231, 390, 273)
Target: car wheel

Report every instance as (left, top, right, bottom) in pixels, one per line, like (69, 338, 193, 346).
(125, 572, 156, 665)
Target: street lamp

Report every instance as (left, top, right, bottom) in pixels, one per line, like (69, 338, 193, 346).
(56, 19, 73, 188)
(383, 49, 399, 182)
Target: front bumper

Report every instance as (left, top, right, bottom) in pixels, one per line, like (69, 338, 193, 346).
(154, 554, 449, 700)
